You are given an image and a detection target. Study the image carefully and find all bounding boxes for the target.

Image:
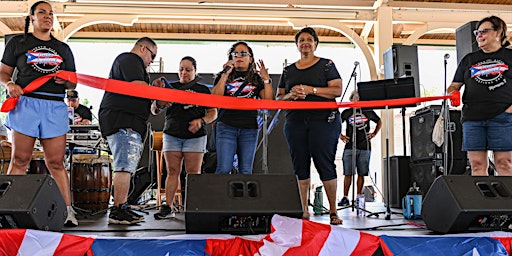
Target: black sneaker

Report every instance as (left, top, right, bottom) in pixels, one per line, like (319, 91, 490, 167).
(126, 205, 145, 221)
(154, 205, 175, 220)
(108, 205, 143, 225)
(338, 197, 350, 206)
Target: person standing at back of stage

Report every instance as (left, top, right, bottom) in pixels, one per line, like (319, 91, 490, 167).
(66, 89, 92, 125)
(447, 16, 512, 176)
(276, 27, 343, 225)
(152, 56, 217, 220)
(0, 0, 78, 227)
(99, 37, 162, 225)
(211, 41, 274, 174)
(338, 91, 381, 207)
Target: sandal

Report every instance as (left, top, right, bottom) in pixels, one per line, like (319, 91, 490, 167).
(330, 213, 343, 225)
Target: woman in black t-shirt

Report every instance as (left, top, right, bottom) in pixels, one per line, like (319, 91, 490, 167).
(211, 41, 274, 174)
(448, 16, 512, 176)
(152, 56, 217, 219)
(0, 1, 78, 227)
(277, 27, 343, 224)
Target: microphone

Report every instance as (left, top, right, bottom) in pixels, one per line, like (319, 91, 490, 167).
(444, 54, 450, 60)
(350, 61, 359, 77)
(221, 65, 232, 74)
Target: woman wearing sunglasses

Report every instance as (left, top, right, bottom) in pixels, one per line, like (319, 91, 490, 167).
(211, 41, 274, 174)
(276, 27, 343, 225)
(448, 16, 512, 177)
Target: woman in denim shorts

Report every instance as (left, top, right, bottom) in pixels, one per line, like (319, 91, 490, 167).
(152, 56, 217, 219)
(448, 16, 512, 176)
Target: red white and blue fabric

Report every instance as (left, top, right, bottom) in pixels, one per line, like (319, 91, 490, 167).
(3, 215, 512, 255)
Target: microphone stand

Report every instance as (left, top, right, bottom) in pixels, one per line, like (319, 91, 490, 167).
(442, 55, 449, 175)
(338, 62, 374, 217)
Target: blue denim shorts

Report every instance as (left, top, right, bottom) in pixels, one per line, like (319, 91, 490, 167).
(462, 112, 512, 151)
(342, 149, 371, 176)
(162, 133, 207, 153)
(6, 95, 68, 138)
(106, 128, 143, 174)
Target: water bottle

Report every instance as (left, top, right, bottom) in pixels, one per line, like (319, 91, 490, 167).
(356, 194, 365, 217)
(313, 186, 324, 215)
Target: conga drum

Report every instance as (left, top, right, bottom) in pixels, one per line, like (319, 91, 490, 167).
(0, 146, 11, 174)
(28, 150, 48, 174)
(71, 154, 112, 212)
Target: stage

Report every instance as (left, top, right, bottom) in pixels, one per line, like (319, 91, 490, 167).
(3, 201, 502, 255)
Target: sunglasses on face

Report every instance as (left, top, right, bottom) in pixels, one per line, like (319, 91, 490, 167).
(473, 28, 496, 37)
(146, 46, 156, 60)
(230, 51, 251, 57)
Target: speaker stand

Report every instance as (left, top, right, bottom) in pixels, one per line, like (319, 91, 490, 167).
(367, 106, 402, 219)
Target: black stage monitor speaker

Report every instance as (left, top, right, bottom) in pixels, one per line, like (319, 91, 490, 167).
(185, 174, 303, 234)
(422, 175, 512, 234)
(357, 77, 417, 109)
(0, 174, 66, 231)
(383, 45, 420, 98)
(456, 21, 479, 64)
(410, 105, 467, 163)
(383, 156, 411, 208)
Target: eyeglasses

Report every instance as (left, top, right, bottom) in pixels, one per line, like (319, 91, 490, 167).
(230, 51, 251, 57)
(473, 28, 496, 37)
(146, 46, 156, 60)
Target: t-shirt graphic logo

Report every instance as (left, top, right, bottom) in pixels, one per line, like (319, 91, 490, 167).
(348, 114, 368, 130)
(470, 60, 508, 87)
(226, 81, 256, 98)
(26, 47, 62, 73)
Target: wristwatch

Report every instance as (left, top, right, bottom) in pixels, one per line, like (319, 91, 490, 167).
(313, 87, 318, 95)
(263, 78, 272, 84)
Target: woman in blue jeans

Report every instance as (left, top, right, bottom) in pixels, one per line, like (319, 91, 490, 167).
(211, 41, 274, 174)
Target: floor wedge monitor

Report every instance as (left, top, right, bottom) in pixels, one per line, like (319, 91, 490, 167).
(422, 175, 512, 234)
(185, 174, 303, 234)
(0, 174, 66, 231)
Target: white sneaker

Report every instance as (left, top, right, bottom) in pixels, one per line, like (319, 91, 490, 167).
(64, 206, 78, 227)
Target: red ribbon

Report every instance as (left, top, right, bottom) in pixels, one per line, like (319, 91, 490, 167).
(1, 71, 460, 112)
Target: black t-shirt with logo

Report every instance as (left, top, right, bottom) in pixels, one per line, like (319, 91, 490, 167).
(213, 71, 264, 129)
(340, 108, 380, 150)
(163, 82, 212, 139)
(1, 33, 76, 94)
(453, 47, 512, 121)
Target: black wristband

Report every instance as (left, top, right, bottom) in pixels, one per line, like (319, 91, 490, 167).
(201, 118, 206, 127)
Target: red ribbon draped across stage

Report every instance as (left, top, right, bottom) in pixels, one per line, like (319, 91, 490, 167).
(0, 71, 461, 113)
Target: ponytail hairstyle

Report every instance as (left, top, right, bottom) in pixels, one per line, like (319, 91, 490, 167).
(477, 16, 510, 47)
(21, 1, 51, 43)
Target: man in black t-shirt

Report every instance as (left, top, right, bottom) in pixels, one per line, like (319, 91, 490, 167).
(99, 37, 160, 225)
(66, 90, 92, 125)
(338, 91, 382, 206)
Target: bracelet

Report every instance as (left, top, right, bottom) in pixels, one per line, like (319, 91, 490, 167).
(6, 81, 15, 87)
(200, 118, 206, 127)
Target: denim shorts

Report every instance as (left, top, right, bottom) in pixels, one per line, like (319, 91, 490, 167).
(6, 95, 68, 138)
(162, 133, 207, 153)
(342, 149, 371, 176)
(106, 128, 143, 174)
(462, 112, 512, 151)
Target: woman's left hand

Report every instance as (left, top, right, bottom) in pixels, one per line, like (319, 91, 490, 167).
(256, 60, 270, 82)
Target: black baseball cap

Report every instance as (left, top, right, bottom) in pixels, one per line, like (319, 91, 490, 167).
(66, 90, 78, 99)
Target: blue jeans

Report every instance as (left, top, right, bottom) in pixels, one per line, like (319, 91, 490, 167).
(215, 121, 258, 174)
(284, 115, 341, 181)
